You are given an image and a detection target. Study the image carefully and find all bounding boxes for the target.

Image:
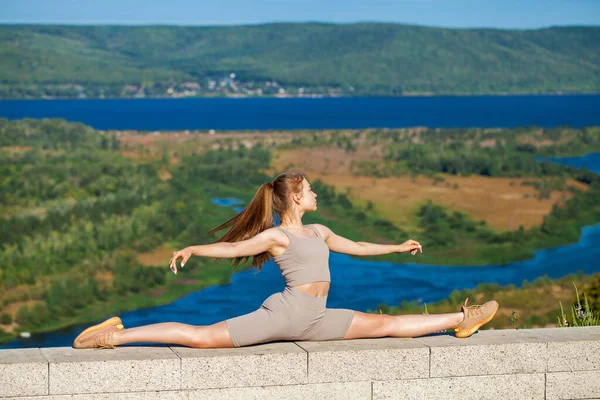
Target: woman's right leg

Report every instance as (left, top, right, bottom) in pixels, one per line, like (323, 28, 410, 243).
(82, 292, 289, 349)
(111, 295, 288, 348)
(111, 321, 235, 348)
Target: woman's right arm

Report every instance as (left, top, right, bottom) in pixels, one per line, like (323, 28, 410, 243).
(169, 228, 281, 273)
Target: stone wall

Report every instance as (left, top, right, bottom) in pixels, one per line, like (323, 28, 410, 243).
(1, 327, 598, 399)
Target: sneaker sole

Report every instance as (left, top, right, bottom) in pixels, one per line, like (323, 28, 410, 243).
(455, 302, 499, 338)
(73, 316, 123, 347)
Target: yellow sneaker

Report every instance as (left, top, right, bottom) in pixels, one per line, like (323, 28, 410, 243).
(73, 316, 124, 349)
(454, 298, 499, 338)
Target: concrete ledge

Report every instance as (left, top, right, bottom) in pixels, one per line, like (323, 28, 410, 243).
(295, 337, 429, 383)
(0, 349, 48, 398)
(415, 329, 549, 377)
(536, 326, 600, 372)
(172, 342, 307, 389)
(1, 327, 599, 399)
(372, 373, 546, 400)
(187, 382, 372, 400)
(41, 346, 180, 395)
(546, 371, 600, 400)
(7, 393, 186, 400)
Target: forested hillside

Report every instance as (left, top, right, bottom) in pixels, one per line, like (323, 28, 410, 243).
(1, 23, 599, 98)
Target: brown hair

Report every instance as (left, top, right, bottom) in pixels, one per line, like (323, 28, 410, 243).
(206, 170, 307, 270)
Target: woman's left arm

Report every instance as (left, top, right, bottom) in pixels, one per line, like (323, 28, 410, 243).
(314, 224, 422, 256)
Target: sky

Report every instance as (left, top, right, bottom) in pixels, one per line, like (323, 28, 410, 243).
(2, 0, 600, 29)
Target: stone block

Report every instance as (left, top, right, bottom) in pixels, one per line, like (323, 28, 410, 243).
(372, 373, 545, 400)
(523, 327, 600, 372)
(295, 338, 429, 383)
(0, 348, 48, 398)
(188, 381, 371, 400)
(415, 330, 547, 377)
(41, 346, 180, 395)
(171, 342, 306, 390)
(547, 371, 600, 400)
(9, 391, 188, 400)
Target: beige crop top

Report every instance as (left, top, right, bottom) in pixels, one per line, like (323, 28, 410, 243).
(273, 224, 331, 286)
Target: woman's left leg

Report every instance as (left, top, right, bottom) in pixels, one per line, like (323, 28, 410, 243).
(344, 311, 464, 339)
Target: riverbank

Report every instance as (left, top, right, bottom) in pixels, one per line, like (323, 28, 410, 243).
(375, 272, 600, 330)
(6, 92, 600, 101)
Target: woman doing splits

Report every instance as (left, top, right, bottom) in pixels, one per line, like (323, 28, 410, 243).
(73, 171, 498, 349)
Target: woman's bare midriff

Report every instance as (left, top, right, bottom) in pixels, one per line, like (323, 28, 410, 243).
(293, 281, 330, 297)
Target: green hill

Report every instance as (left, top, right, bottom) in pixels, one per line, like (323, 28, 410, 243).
(1, 23, 600, 98)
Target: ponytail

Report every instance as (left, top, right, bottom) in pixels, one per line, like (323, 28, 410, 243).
(206, 181, 275, 269)
(206, 170, 306, 271)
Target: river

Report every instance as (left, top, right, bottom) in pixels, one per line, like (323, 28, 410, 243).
(2, 95, 600, 131)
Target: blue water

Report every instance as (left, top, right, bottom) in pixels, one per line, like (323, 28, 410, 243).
(2, 95, 600, 130)
(210, 197, 244, 207)
(211, 197, 245, 213)
(541, 153, 600, 174)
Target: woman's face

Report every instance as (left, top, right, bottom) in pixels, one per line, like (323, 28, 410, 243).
(298, 178, 318, 211)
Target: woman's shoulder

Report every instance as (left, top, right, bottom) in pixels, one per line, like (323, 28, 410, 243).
(262, 226, 291, 244)
(308, 223, 331, 239)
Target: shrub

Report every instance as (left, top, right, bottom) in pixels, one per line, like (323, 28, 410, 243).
(557, 282, 600, 327)
(0, 313, 12, 324)
(15, 305, 32, 326)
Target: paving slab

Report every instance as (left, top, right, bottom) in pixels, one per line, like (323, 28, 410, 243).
(520, 327, 600, 372)
(372, 373, 545, 400)
(188, 381, 371, 400)
(171, 342, 306, 390)
(546, 370, 600, 400)
(41, 346, 180, 395)
(9, 391, 188, 400)
(0, 348, 48, 398)
(295, 338, 429, 383)
(415, 330, 548, 377)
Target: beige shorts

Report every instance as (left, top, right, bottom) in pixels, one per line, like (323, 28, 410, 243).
(225, 286, 355, 347)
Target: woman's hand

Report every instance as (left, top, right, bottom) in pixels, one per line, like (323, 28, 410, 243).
(169, 247, 192, 274)
(398, 239, 423, 256)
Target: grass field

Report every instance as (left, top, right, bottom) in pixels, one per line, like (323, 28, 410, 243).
(271, 147, 589, 232)
(136, 244, 176, 267)
(116, 129, 296, 163)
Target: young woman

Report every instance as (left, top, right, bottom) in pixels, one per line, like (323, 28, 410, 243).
(73, 171, 498, 349)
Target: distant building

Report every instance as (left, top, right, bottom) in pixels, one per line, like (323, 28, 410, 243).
(182, 82, 201, 89)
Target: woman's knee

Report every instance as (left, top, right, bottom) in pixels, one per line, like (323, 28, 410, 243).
(187, 326, 209, 348)
(366, 313, 393, 337)
(189, 323, 235, 348)
(345, 312, 392, 339)
(379, 314, 396, 336)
